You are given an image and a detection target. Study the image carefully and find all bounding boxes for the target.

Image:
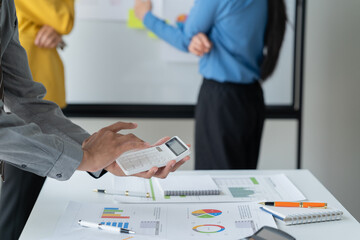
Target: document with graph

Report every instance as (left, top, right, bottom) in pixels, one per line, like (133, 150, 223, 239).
(47, 201, 276, 240)
(112, 174, 306, 203)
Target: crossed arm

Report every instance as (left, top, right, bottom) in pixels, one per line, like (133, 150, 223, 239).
(134, 0, 213, 57)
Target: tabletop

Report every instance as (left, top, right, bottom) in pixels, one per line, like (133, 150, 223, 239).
(20, 169, 360, 239)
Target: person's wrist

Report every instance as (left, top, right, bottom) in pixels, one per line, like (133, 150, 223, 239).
(77, 150, 94, 172)
(140, 10, 150, 21)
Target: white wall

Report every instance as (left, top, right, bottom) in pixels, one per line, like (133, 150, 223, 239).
(302, 0, 360, 221)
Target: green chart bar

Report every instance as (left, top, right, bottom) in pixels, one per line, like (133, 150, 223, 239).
(250, 177, 259, 185)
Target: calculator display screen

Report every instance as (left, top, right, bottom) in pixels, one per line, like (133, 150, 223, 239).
(165, 138, 187, 156)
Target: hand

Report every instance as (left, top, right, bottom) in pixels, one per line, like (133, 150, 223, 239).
(105, 137, 191, 179)
(35, 25, 62, 48)
(78, 122, 149, 173)
(134, 0, 152, 21)
(188, 33, 212, 57)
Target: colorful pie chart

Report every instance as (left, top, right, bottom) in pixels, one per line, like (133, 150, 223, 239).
(191, 209, 222, 218)
(192, 224, 225, 233)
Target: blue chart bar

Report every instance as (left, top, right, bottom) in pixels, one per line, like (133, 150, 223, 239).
(100, 221, 129, 229)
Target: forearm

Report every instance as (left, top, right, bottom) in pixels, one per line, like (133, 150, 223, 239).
(0, 110, 82, 180)
(0, 26, 87, 180)
(143, 12, 190, 53)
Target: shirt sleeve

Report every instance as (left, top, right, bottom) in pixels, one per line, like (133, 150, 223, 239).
(0, 24, 89, 181)
(14, 0, 75, 34)
(143, 0, 218, 52)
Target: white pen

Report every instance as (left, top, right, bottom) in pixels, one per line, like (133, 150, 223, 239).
(93, 189, 151, 198)
(78, 220, 135, 234)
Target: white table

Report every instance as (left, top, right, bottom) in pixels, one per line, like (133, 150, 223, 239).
(20, 170, 360, 239)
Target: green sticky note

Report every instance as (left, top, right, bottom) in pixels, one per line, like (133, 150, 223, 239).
(147, 31, 158, 39)
(127, 9, 145, 29)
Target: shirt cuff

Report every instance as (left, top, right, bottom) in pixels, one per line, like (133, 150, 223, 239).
(87, 169, 107, 179)
(48, 140, 83, 181)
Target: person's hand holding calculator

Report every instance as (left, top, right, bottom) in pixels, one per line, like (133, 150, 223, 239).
(106, 136, 190, 179)
(117, 136, 190, 175)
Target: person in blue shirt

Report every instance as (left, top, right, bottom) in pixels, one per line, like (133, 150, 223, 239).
(134, 0, 286, 170)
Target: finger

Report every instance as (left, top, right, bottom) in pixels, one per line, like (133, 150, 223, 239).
(48, 34, 62, 48)
(43, 34, 57, 48)
(189, 45, 203, 57)
(35, 27, 48, 46)
(118, 133, 149, 147)
(133, 167, 158, 179)
(192, 35, 203, 46)
(118, 141, 150, 153)
(101, 121, 138, 133)
(194, 41, 209, 55)
(170, 156, 190, 172)
(38, 27, 53, 47)
(193, 43, 206, 55)
(198, 33, 212, 49)
(189, 37, 204, 55)
(155, 160, 176, 179)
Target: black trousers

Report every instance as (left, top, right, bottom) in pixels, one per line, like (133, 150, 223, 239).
(0, 163, 46, 240)
(195, 79, 265, 170)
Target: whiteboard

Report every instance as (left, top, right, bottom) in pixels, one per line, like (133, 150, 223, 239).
(61, 0, 296, 106)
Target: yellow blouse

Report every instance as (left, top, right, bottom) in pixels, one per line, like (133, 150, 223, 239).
(15, 0, 75, 108)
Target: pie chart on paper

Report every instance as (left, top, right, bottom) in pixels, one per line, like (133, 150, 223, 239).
(191, 209, 222, 218)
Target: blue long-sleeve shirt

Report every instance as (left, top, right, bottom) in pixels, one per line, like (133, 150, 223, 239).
(144, 0, 268, 84)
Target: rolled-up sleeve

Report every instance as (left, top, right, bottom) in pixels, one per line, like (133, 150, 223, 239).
(0, 21, 88, 181)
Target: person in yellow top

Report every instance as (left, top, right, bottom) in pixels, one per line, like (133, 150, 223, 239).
(0, 1, 74, 239)
(14, 0, 75, 108)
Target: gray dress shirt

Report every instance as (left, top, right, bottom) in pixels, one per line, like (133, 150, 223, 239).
(0, 0, 94, 180)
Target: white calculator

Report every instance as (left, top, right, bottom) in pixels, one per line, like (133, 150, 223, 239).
(116, 136, 190, 175)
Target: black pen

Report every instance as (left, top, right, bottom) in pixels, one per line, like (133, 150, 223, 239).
(78, 220, 135, 234)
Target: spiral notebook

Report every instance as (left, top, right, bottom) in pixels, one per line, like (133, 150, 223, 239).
(154, 175, 220, 196)
(260, 205, 343, 225)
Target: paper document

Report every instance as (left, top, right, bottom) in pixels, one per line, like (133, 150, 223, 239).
(47, 201, 276, 240)
(154, 175, 220, 196)
(112, 174, 306, 203)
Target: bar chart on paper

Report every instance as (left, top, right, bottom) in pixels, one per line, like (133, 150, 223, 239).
(113, 174, 305, 203)
(101, 207, 130, 219)
(52, 202, 277, 240)
(212, 174, 305, 201)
